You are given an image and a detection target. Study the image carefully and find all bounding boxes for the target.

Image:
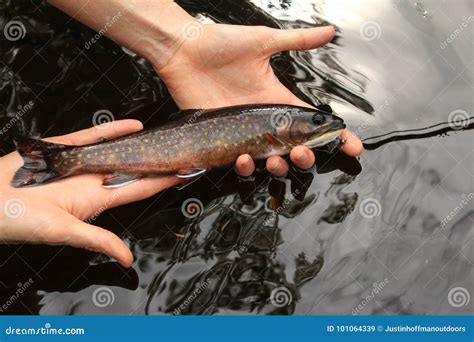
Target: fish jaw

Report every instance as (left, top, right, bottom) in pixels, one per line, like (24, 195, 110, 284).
(303, 128, 344, 148)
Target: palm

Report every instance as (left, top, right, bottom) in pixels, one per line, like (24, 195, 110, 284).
(159, 24, 308, 109)
(158, 23, 362, 159)
(0, 120, 181, 266)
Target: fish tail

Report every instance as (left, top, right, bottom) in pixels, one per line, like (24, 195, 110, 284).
(12, 137, 69, 187)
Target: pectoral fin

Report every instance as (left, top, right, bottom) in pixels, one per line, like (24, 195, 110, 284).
(265, 132, 295, 148)
(103, 173, 141, 188)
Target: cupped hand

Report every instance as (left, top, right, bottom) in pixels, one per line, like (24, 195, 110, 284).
(154, 23, 363, 176)
(0, 120, 182, 267)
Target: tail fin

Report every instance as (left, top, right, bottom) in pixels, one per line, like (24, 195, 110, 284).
(12, 137, 69, 187)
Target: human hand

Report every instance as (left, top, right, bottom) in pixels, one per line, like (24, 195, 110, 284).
(47, 0, 363, 176)
(0, 120, 182, 267)
(153, 23, 363, 177)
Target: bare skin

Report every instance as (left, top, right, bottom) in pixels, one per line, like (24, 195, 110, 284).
(155, 23, 363, 175)
(0, 1, 364, 266)
(0, 120, 182, 267)
(48, 0, 364, 176)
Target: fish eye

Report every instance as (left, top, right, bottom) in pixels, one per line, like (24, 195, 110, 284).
(312, 114, 326, 125)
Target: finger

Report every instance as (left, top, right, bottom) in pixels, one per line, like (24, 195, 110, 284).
(340, 129, 364, 156)
(45, 119, 144, 145)
(290, 146, 315, 170)
(235, 154, 255, 177)
(266, 156, 289, 177)
(105, 176, 184, 208)
(264, 26, 335, 56)
(52, 214, 133, 267)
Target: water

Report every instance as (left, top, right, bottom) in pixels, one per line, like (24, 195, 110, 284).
(0, 0, 472, 315)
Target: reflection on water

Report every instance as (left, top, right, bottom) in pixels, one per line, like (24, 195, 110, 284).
(0, 0, 472, 315)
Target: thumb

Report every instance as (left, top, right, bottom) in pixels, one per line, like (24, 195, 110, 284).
(49, 214, 134, 267)
(263, 26, 335, 55)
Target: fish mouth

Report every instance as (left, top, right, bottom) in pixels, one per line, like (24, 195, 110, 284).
(304, 121, 346, 148)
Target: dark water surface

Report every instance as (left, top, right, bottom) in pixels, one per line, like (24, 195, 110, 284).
(0, 0, 472, 315)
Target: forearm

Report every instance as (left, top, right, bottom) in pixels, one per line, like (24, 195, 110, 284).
(47, 0, 197, 68)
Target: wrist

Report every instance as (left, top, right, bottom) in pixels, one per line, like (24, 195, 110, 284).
(136, 3, 201, 72)
(48, 0, 197, 70)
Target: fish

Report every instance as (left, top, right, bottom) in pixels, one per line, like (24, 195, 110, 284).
(11, 104, 346, 188)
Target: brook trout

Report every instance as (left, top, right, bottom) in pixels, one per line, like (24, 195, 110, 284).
(12, 104, 345, 188)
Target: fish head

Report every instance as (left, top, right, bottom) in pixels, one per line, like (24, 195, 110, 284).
(279, 108, 346, 148)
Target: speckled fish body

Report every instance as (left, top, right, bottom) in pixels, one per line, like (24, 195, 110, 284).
(12, 104, 345, 187)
